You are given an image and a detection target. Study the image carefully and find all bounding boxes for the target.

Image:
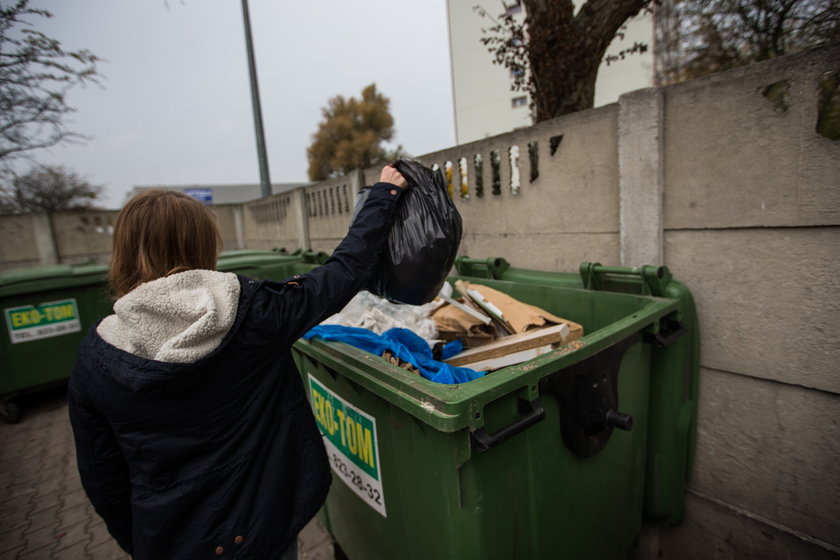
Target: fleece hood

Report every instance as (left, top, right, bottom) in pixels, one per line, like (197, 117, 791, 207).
(96, 270, 241, 365)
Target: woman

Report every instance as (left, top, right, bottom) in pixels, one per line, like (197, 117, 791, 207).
(68, 166, 407, 559)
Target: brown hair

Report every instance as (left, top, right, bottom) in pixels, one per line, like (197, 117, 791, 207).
(109, 189, 222, 298)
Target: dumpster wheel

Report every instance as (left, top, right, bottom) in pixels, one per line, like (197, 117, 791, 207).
(0, 400, 22, 424)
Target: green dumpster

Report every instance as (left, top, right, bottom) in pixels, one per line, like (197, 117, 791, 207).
(216, 248, 327, 278)
(291, 258, 699, 559)
(0, 249, 321, 423)
(0, 263, 111, 423)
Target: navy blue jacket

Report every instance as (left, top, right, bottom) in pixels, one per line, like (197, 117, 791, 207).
(68, 183, 403, 559)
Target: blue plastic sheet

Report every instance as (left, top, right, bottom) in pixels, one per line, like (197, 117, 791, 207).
(303, 326, 485, 385)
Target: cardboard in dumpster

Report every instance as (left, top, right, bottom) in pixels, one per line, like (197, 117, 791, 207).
(433, 281, 584, 371)
(434, 280, 582, 337)
(457, 280, 581, 334)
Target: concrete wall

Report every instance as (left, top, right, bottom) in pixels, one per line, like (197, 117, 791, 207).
(414, 104, 623, 270)
(304, 174, 361, 253)
(50, 211, 116, 266)
(0, 213, 45, 270)
(0, 207, 238, 272)
(0, 43, 837, 559)
(0, 211, 118, 271)
(212, 204, 242, 252)
(646, 43, 840, 559)
(239, 189, 304, 252)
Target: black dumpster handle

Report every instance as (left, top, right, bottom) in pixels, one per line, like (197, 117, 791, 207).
(471, 399, 545, 453)
(643, 319, 687, 348)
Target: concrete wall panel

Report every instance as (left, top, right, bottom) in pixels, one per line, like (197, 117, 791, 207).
(665, 228, 840, 394)
(620, 88, 664, 266)
(663, 43, 840, 229)
(306, 180, 355, 242)
(639, 492, 839, 560)
(242, 192, 300, 252)
(689, 368, 840, 547)
(460, 232, 620, 273)
(50, 211, 115, 263)
(0, 214, 40, 270)
(800, 127, 840, 224)
(211, 205, 239, 252)
(422, 106, 620, 237)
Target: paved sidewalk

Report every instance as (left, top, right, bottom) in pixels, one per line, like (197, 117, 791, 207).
(0, 387, 336, 559)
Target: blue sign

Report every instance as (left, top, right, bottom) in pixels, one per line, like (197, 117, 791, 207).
(185, 188, 213, 204)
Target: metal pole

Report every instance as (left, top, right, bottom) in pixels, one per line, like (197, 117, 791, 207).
(241, 0, 272, 198)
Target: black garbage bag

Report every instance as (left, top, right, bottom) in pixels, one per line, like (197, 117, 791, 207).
(353, 159, 462, 305)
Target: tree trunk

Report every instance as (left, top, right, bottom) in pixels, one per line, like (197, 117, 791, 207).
(523, 0, 650, 121)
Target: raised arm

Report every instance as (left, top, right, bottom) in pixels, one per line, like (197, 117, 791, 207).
(248, 166, 408, 347)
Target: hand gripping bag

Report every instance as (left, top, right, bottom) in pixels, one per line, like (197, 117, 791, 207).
(354, 159, 462, 305)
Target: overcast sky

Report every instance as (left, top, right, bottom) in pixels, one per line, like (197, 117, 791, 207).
(29, 0, 457, 208)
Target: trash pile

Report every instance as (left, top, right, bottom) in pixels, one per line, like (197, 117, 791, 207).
(434, 280, 583, 372)
(305, 280, 583, 385)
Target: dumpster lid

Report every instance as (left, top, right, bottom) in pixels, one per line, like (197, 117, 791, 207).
(0, 263, 109, 285)
(216, 249, 327, 270)
(0, 263, 109, 296)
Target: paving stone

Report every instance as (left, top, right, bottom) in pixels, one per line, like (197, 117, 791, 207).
(47, 453, 67, 467)
(86, 538, 130, 560)
(63, 463, 81, 480)
(0, 470, 13, 488)
(0, 544, 25, 559)
(56, 504, 89, 532)
(299, 519, 332, 552)
(20, 523, 60, 556)
(17, 445, 45, 463)
(44, 451, 71, 470)
(29, 489, 62, 515)
(2, 489, 35, 514)
(52, 521, 89, 555)
(34, 473, 64, 497)
(51, 540, 89, 560)
(84, 520, 112, 550)
(0, 507, 27, 532)
(40, 460, 67, 479)
(300, 543, 335, 560)
(59, 490, 88, 513)
(0, 524, 27, 555)
(25, 503, 60, 533)
(0, 436, 26, 454)
(3, 462, 41, 488)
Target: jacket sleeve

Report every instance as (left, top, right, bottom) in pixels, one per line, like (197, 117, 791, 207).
(248, 182, 404, 347)
(67, 372, 134, 554)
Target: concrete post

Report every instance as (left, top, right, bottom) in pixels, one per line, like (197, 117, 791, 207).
(32, 213, 59, 265)
(232, 205, 245, 250)
(618, 87, 664, 266)
(349, 168, 365, 200)
(293, 187, 311, 250)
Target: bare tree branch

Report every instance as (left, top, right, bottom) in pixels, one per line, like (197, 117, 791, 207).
(0, 0, 101, 176)
(0, 164, 103, 214)
(656, 0, 840, 85)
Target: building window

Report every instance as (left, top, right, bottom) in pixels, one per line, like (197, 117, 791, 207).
(510, 66, 525, 79)
(512, 96, 528, 108)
